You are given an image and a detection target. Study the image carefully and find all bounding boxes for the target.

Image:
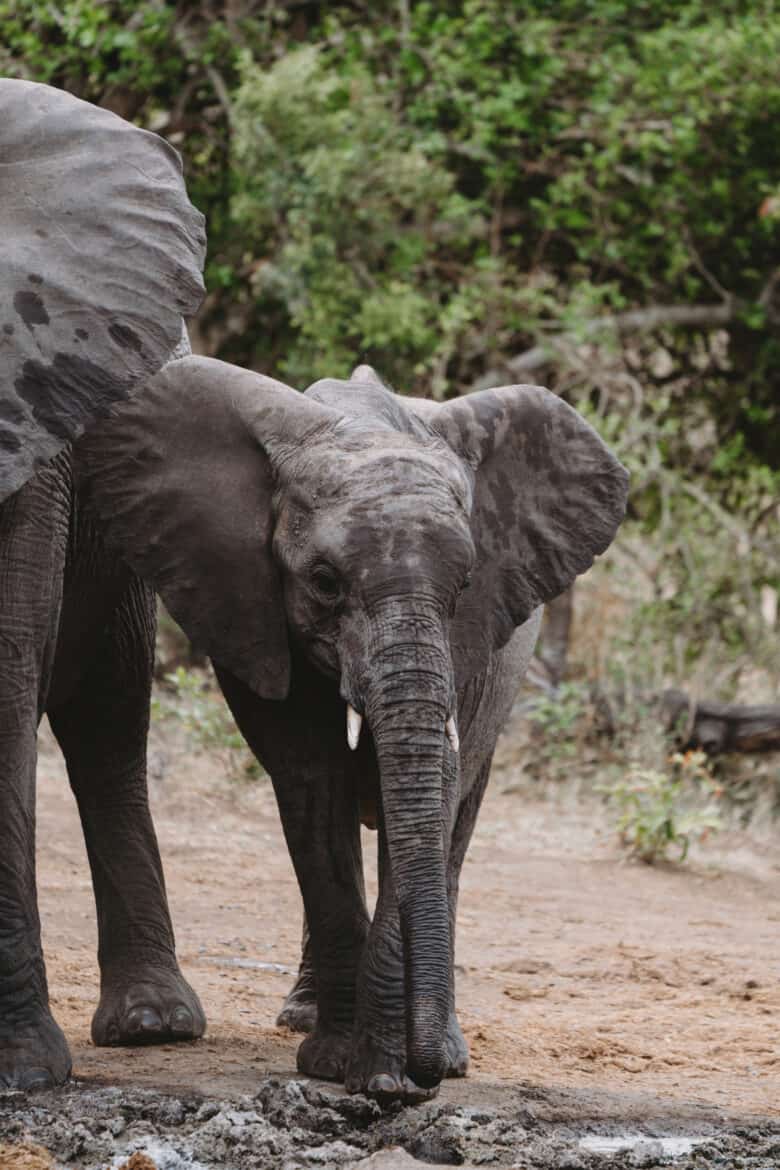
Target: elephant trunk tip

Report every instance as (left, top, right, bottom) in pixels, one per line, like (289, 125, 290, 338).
(406, 997, 448, 1089)
(407, 1036, 447, 1090)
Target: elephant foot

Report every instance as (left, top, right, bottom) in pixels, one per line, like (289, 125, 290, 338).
(445, 1011, 469, 1077)
(276, 968, 317, 1034)
(296, 1026, 352, 1082)
(344, 1030, 438, 1104)
(92, 964, 206, 1047)
(0, 1009, 72, 1090)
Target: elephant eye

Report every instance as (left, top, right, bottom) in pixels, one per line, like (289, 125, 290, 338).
(462, 572, 472, 591)
(311, 565, 341, 601)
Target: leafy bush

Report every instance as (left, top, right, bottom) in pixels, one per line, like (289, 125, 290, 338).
(528, 683, 592, 776)
(152, 667, 263, 781)
(598, 750, 723, 864)
(230, 45, 461, 386)
(3, 1, 777, 700)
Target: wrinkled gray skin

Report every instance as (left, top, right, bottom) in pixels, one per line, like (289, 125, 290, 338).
(0, 81, 206, 1091)
(0, 81, 628, 1101)
(78, 358, 629, 1102)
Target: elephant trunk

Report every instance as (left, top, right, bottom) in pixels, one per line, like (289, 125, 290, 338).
(363, 604, 452, 1089)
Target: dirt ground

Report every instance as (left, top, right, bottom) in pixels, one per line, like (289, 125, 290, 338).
(1, 713, 779, 1168)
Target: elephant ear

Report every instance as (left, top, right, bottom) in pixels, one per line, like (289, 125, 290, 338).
(0, 79, 205, 500)
(76, 355, 341, 700)
(427, 385, 629, 682)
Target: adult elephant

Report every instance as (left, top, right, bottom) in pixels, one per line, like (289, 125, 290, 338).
(1, 80, 628, 1099)
(0, 80, 207, 1089)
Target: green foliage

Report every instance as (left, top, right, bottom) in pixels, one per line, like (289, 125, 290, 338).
(0, 1, 179, 94)
(598, 750, 723, 864)
(578, 386, 780, 679)
(530, 683, 590, 762)
(230, 45, 460, 385)
(152, 667, 263, 781)
(3, 1, 778, 686)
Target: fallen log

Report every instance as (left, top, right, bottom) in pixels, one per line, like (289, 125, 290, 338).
(659, 689, 780, 755)
(522, 667, 780, 756)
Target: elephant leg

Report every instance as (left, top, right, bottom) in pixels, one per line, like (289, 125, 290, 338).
(276, 917, 317, 1033)
(0, 470, 72, 1089)
(264, 768, 368, 1080)
(269, 764, 367, 1080)
(48, 579, 205, 1047)
(345, 820, 434, 1103)
(215, 666, 369, 1082)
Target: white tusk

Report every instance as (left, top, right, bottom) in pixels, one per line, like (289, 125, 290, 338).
(347, 704, 363, 751)
(445, 716, 460, 753)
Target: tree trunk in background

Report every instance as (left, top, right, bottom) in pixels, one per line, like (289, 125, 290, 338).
(538, 587, 574, 687)
(660, 691, 780, 754)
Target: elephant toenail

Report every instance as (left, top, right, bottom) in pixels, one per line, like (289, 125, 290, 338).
(19, 1067, 55, 1091)
(402, 1076, 436, 1103)
(170, 1006, 193, 1034)
(104, 1022, 121, 1045)
(367, 1073, 400, 1098)
(125, 1006, 163, 1035)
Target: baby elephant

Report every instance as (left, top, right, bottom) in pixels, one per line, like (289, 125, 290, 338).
(82, 357, 629, 1101)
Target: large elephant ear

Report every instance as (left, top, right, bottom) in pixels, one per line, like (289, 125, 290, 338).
(425, 385, 629, 682)
(76, 355, 341, 700)
(0, 79, 206, 500)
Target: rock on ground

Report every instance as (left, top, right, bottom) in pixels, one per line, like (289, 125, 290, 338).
(1, 1079, 778, 1170)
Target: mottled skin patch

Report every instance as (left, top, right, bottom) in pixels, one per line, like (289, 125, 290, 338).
(108, 323, 144, 353)
(16, 354, 126, 443)
(0, 77, 205, 501)
(0, 429, 22, 452)
(13, 289, 49, 328)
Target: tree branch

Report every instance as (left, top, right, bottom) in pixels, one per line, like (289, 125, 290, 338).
(505, 301, 739, 377)
(173, 9, 232, 118)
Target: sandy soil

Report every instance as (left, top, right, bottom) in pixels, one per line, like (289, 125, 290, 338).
(3, 713, 779, 1167)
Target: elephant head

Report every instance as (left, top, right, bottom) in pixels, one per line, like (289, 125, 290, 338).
(75, 358, 629, 1088)
(0, 79, 205, 502)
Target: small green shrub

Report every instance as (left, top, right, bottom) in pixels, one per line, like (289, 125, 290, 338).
(598, 750, 723, 864)
(152, 667, 264, 781)
(530, 682, 590, 764)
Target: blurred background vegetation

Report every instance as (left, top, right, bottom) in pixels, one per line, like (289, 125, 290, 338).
(5, 1, 778, 845)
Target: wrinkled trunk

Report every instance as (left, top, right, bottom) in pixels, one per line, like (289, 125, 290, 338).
(364, 606, 452, 1088)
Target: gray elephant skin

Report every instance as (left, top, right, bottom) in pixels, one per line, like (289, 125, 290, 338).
(0, 80, 629, 1099)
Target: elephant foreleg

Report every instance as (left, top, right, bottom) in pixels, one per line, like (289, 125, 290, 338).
(0, 470, 71, 1089)
(344, 820, 414, 1100)
(276, 917, 317, 1033)
(215, 666, 369, 1082)
(48, 579, 205, 1047)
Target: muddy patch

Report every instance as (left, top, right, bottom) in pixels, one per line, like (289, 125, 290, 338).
(1, 1080, 778, 1170)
